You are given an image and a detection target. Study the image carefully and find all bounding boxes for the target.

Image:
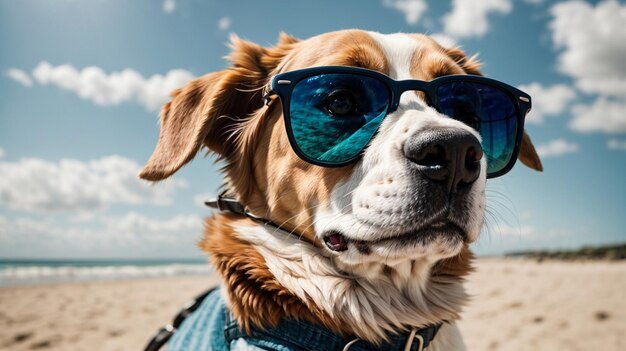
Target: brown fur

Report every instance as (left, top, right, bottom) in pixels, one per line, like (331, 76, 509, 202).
(432, 245, 475, 280)
(444, 47, 483, 76)
(519, 131, 544, 171)
(200, 213, 354, 335)
(200, 214, 475, 338)
(409, 34, 470, 80)
(225, 30, 391, 244)
(140, 33, 299, 182)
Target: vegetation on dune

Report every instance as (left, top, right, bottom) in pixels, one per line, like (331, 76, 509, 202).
(506, 243, 626, 261)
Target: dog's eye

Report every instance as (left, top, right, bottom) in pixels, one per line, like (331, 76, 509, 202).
(452, 104, 482, 132)
(322, 89, 359, 117)
(458, 113, 481, 132)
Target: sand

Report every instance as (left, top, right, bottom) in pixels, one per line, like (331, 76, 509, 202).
(1, 258, 624, 351)
(458, 258, 626, 351)
(0, 276, 219, 351)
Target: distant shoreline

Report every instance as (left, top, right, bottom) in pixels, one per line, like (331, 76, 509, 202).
(0, 258, 207, 265)
(0, 259, 211, 287)
(506, 243, 626, 261)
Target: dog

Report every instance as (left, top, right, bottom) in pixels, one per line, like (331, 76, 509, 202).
(140, 30, 542, 350)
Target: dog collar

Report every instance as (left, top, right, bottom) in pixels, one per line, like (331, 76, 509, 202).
(204, 190, 288, 231)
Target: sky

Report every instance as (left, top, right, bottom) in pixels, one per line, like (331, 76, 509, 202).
(0, 0, 625, 259)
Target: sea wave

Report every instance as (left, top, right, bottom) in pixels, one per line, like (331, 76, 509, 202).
(0, 263, 212, 286)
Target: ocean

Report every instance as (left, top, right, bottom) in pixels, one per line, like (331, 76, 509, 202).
(0, 258, 212, 286)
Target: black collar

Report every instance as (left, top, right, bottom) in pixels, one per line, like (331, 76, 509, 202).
(204, 190, 287, 231)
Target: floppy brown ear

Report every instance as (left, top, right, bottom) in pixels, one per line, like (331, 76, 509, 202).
(518, 131, 543, 172)
(446, 47, 482, 76)
(139, 34, 298, 181)
(139, 71, 229, 181)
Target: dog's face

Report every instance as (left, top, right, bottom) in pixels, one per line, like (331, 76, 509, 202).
(140, 30, 542, 276)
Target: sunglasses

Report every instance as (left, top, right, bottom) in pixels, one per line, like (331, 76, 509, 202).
(267, 66, 531, 178)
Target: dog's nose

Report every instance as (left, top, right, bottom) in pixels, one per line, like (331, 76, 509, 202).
(404, 128, 483, 193)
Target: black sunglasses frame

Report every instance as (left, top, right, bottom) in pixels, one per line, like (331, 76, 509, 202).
(267, 66, 532, 178)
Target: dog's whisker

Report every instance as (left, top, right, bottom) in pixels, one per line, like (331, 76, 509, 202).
(256, 178, 361, 244)
(273, 202, 326, 237)
(235, 85, 266, 93)
(482, 210, 498, 244)
(485, 200, 515, 228)
(294, 201, 352, 241)
(484, 208, 507, 239)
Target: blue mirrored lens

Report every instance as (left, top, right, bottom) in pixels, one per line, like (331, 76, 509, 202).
(437, 82, 518, 174)
(289, 74, 390, 163)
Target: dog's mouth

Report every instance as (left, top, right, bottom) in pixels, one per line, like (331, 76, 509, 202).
(323, 219, 466, 253)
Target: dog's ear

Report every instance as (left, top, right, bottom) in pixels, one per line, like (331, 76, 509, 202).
(139, 34, 298, 181)
(518, 131, 543, 172)
(445, 47, 482, 76)
(139, 71, 230, 181)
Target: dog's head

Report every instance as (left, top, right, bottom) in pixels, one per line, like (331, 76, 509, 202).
(140, 29, 541, 276)
(140, 30, 543, 340)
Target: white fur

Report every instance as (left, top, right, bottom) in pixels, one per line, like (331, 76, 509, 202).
(232, 223, 467, 348)
(312, 32, 486, 267)
(309, 32, 484, 347)
(367, 32, 420, 81)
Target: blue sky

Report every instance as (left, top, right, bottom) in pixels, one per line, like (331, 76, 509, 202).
(1, 0, 625, 259)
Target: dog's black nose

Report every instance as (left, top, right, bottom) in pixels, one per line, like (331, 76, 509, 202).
(404, 128, 483, 193)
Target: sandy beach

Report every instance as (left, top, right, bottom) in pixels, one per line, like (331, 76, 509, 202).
(1, 258, 624, 351)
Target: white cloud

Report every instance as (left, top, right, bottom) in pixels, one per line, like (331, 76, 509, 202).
(569, 97, 626, 134)
(0, 147, 4, 158)
(0, 155, 186, 213)
(6, 68, 33, 87)
(217, 16, 231, 31)
(25, 61, 194, 111)
(607, 139, 626, 151)
(442, 0, 513, 39)
(0, 213, 204, 259)
(549, 1, 626, 135)
(1, 213, 202, 243)
(382, 0, 512, 44)
(383, 0, 428, 25)
(536, 139, 579, 158)
(163, 0, 176, 13)
(108, 212, 201, 234)
(517, 83, 577, 124)
(550, 0, 626, 98)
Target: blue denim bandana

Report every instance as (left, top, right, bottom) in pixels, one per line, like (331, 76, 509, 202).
(166, 288, 441, 351)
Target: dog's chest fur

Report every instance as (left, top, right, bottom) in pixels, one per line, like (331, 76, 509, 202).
(201, 214, 473, 348)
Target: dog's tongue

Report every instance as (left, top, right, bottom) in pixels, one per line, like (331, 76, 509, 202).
(324, 231, 349, 251)
(328, 233, 344, 245)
